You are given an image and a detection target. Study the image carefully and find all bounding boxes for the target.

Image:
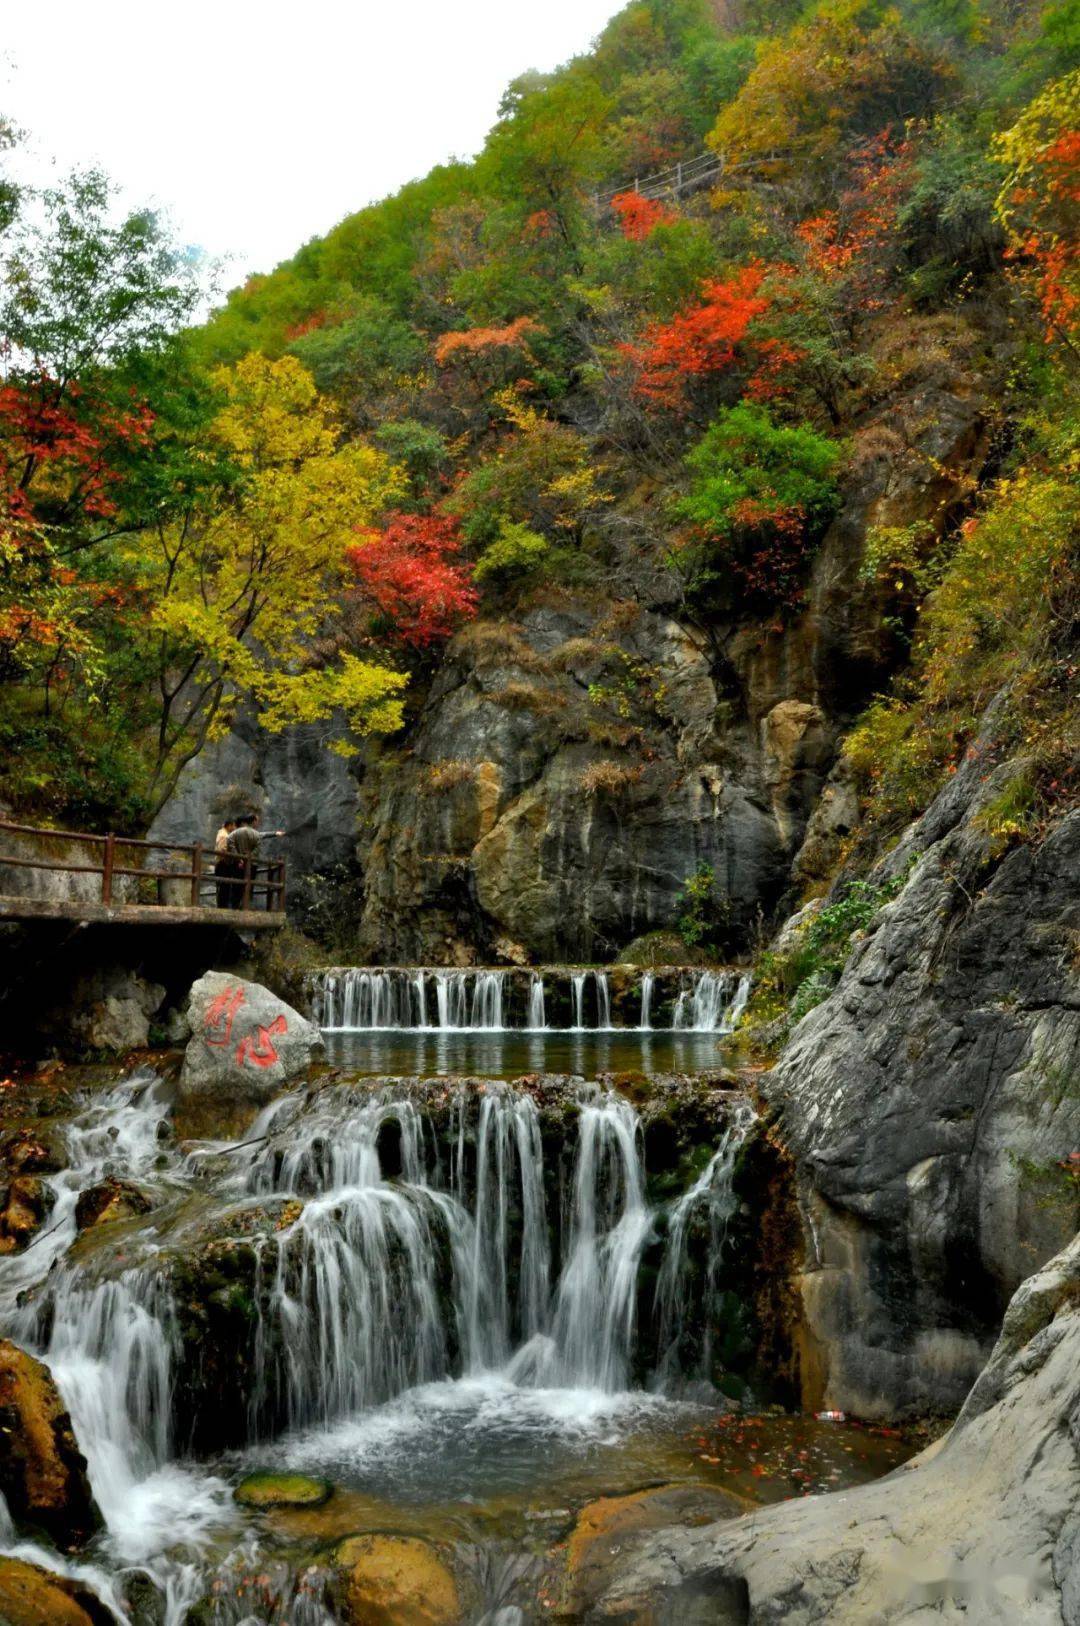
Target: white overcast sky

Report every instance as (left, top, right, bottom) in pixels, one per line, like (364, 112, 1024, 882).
(3, 0, 624, 293)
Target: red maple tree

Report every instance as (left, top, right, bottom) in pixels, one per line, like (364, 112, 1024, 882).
(619, 264, 772, 408)
(347, 512, 478, 651)
(610, 191, 677, 241)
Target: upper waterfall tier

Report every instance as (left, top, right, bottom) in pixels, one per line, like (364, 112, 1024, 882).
(311, 966, 751, 1034)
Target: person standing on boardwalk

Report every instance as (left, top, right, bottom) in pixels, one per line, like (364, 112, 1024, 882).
(228, 812, 285, 909)
(213, 817, 240, 908)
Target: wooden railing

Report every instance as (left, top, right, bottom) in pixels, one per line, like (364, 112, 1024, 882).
(592, 147, 787, 213)
(0, 820, 287, 915)
(594, 150, 727, 210)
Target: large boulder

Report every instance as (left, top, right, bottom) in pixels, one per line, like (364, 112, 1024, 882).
(180, 973, 323, 1105)
(590, 1232, 1080, 1623)
(332, 1534, 461, 1626)
(0, 1341, 101, 1550)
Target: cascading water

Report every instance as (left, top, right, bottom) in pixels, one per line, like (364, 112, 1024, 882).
(0, 1069, 757, 1622)
(527, 973, 546, 1031)
(639, 971, 654, 1031)
(314, 965, 750, 1033)
(671, 971, 751, 1033)
(653, 1100, 755, 1384)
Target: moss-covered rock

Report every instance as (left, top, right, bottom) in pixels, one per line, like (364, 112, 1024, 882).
(332, 1533, 461, 1626)
(74, 1178, 153, 1231)
(0, 1558, 113, 1626)
(235, 1471, 332, 1509)
(0, 1342, 101, 1550)
(0, 1176, 53, 1253)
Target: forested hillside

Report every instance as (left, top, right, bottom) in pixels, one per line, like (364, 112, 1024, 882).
(0, 0, 1076, 968)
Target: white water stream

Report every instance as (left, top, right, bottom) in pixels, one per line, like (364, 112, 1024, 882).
(317, 967, 750, 1033)
(0, 1069, 754, 1621)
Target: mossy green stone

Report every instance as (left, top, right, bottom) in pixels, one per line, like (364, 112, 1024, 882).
(234, 1472, 332, 1509)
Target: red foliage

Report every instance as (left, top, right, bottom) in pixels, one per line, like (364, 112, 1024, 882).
(619, 264, 771, 408)
(724, 501, 810, 622)
(610, 191, 677, 241)
(0, 379, 153, 522)
(795, 132, 912, 311)
(1005, 130, 1080, 339)
(347, 512, 478, 651)
(434, 317, 542, 367)
(282, 310, 328, 343)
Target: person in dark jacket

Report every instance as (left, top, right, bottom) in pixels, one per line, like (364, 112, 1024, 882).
(227, 813, 284, 908)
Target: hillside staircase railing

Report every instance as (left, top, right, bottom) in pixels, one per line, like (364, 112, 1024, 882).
(0, 820, 286, 916)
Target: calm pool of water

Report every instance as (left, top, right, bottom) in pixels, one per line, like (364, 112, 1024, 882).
(322, 1029, 733, 1079)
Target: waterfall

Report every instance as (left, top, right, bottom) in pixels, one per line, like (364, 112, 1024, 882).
(0, 1066, 759, 1618)
(526, 973, 546, 1031)
(470, 971, 505, 1029)
(671, 971, 750, 1032)
(312, 965, 750, 1032)
(0, 1069, 172, 1313)
(653, 1102, 755, 1383)
(513, 1091, 650, 1392)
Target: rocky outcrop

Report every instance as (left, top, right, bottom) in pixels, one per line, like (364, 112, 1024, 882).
(180, 973, 322, 1106)
(74, 1179, 153, 1231)
(0, 1558, 113, 1626)
(0, 1176, 53, 1253)
(353, 608, 811, 964)
(0, 1341, 101, 1550)
(589, 1231, 1080, 1623)
(65, 967, 166, 1052)
(765, 737, 1080, 1417)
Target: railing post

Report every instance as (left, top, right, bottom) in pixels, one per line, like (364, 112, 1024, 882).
(101, 834, 115, 905)
(191, 842, 203, 907)
(676, 160, 682, 192)
(241, 860, 253, 913)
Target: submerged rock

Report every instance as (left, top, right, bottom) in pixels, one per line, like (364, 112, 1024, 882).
(235, 1471, 332, 1509)
(180, 972, 323, 1105)
(0, 1341, 101, 1550)
(332, 1534, 461, 1626)
(589, 1232, 1080, 1623)
(0, 1558, 113, 1626)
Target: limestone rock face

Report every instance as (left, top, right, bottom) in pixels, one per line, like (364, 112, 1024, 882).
(66, 966, 166, 1052)
(767, 763, 1080, 1418)
(590, 1233, 1080, 1624)
(180, 973, 322, 1105)
(0, 1341, 101, 1550)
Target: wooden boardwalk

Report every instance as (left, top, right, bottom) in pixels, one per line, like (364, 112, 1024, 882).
(0, 820, 287, 930)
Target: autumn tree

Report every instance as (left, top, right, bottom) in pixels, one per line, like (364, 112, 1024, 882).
(128, 354, 407, 811)
(674, 403, 844, 616)
(348, 512, 477, 651)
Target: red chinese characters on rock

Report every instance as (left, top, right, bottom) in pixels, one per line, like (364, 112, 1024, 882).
(236, 1015, 288, 1070)
(204, 985, 246, 1048)
(202, 986, 289, 1070)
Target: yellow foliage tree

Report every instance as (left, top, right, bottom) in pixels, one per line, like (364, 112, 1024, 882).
(129, 353, 407, 812)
